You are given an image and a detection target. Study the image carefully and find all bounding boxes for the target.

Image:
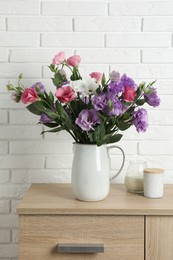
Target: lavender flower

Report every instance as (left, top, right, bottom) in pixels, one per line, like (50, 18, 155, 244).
(75, 109, 100, 131)
(121, 74, 137, 90)
(133, 108, 148, 133)
(39, 114, 52, 123)
(109, 70, 120, 82)
(108, 81, 124, 94)
(31, 82, 45, 93)
(92, 92, 108, 111)
(92, 92, 123, 116)
(108, 73, 137, 94)
(145, 88, 160, 107)
(108, 98, 123, 116)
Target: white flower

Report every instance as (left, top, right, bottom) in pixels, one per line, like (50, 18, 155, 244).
(71, 78, 99, 96)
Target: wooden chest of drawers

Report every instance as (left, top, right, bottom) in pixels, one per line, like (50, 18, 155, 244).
(17, 184, 173, 260)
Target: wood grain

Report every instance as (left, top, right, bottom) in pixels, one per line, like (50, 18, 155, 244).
(17, 184, 173, 215)
(19, 215, 144, 260)
(146, 216, 173, 260)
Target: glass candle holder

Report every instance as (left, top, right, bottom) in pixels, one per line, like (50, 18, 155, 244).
(124, 160, 148, 194)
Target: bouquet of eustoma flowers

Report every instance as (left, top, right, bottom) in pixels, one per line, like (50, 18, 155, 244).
(7, 51, 160, 146)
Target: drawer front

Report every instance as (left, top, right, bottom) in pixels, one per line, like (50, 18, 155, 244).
(19, 215, 144, 260)
(146, 216, 173, 260)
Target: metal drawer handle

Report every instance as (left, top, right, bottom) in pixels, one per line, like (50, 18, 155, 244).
(58, 243, 104, 254)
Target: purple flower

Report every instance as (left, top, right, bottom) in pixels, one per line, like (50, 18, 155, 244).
(75, 109, 100, 131)
(92, 92, 108, 111)
(108, 81, 124, 94)
(145, 88, 160, 107)
(31, 82, 45, 93)
(108, 73, 137, 94)
(108, 98, 123, 116)
(92, 92, 123, 116)
(109, 70, 120, 82)
(133, 108, 148, 133)
(121, 74, 137, 90)
(39, 113, 52, 123)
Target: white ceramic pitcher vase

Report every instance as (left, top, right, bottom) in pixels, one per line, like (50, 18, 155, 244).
(71, 143, 125, 201)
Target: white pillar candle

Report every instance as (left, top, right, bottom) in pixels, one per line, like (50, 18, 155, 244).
(125, 175, 143, 193)
(143, 168, 164, 198)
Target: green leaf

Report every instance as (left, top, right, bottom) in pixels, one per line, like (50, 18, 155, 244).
(117, 122, 131, 131)
(42, 122, 60, 128)
(92, 124, 106, 142)
(41, 126, 64, 134)
(109, 134, 122, 144)
(52, 77, 63, 87)
(52, 69, 67, 87)
(136, 99, 145, 106)
(70, 100, 88, 117)
(44, 110, 59, 120)
(96, 85, 102, 94)
(48, 64, 55, 73)
(96, 139, 108, 146)
(147, 80, 157, 87)
(108, 134, 123, 144)
(49, 91, 54, 104)
(55, 101, 74, 130)
(70, 67, 81, 81)
(43, 91, 54, 107)
(26, 101, 45, 115)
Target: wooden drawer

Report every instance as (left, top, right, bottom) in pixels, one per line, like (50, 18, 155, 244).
(19, 215, 144, 260)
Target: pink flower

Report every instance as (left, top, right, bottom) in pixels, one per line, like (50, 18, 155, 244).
(90, 72, 103, 83)
(122, 86, 136, 102)
(21, 88, 38, 104)
(52, 52, 65, 65)
(55, 86, 76, 103)
(66, 55, 81, 67)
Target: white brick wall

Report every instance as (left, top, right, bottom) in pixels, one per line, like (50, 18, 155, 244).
(0, 0, 173, 259)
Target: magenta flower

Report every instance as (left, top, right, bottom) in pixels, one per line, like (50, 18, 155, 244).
(52, 52, 65, 65)
(21, 88, 38, 104)
(122, 86, 136, 102)
(90, 72, 103, 83)
(67, 55, 81, 67)
(55, 86, 76, 103)
(133, 108, 148, 133)
(75, 109, 100, 131)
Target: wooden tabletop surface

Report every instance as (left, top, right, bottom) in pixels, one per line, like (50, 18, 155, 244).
(17, 184, 173, 215)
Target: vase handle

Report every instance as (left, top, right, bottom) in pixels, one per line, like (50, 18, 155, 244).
(107, 145, 125, 181)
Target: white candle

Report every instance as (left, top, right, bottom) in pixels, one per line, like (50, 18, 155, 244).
(144, 168, 164, 198)
(125, 174, 143, 193)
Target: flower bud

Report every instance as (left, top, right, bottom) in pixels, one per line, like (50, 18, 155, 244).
(6, 84, 14, 91)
